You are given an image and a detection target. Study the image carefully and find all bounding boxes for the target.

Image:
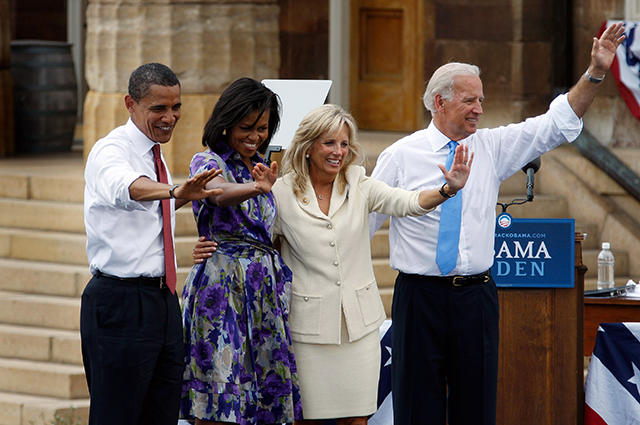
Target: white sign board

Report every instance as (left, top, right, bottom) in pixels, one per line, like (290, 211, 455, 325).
(261, 79, 332, 150)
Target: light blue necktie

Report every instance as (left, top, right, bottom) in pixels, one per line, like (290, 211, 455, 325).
(436, 141, 461, 275)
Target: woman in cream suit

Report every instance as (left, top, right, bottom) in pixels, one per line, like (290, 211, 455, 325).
(255, 104, 473, 424)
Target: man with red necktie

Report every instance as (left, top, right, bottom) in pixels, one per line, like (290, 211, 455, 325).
(82, 63, 222, 425)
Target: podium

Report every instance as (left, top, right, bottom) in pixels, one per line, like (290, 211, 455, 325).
(496, 233, 585, 424)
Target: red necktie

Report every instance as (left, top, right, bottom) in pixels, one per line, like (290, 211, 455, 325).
(152, 144, 176, 294)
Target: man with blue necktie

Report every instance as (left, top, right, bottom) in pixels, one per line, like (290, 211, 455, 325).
(369, 22, 625, 425)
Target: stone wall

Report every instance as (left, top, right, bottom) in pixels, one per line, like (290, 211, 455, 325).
(426, 0, 558, 129)
(83, 0, 280, 176)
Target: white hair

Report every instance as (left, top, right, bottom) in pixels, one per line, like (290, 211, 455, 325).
(422, 62, 481, 115)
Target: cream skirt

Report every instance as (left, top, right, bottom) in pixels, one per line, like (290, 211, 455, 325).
(293, 318, 381, 419)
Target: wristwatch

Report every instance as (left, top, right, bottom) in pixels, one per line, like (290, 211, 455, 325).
(169, 184, 180, 199)
(585, 69, 604, 83)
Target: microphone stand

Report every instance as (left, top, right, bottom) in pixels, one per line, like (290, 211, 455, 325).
(497, 157, 541, 213)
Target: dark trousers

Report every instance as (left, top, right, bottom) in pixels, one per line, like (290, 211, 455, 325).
(80, 274, 184, 425)
(391, 272, 500, 425)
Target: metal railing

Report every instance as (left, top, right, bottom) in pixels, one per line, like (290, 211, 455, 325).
(573, 129, 640, 201)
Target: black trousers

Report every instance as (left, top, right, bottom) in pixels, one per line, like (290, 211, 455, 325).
(391, 272, 500, 425)
(80, 274, 184, 425)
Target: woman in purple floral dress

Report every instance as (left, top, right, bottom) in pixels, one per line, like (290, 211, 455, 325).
(180, 78, 302, 425)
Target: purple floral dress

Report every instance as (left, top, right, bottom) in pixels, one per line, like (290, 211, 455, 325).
(180, 141, 302, 424)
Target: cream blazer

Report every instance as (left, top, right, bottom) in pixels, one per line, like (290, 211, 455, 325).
(272, 165, 431, 344)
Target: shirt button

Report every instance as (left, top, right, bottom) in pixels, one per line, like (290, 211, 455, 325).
(327, 224, 333, 229)
(333, 261, 339, 266)
(336, 281, 341, 286)
(330, 242, 335, 247)
(304, 297, 309, 302)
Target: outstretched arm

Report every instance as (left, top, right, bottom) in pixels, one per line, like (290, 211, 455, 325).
(567, 22, 626, 118)
(129, 168, 223, 208)
(206, 161, 278, 207)
(417, 143, 474, 210)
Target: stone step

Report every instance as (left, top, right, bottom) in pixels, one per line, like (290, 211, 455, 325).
(0, 258, 90, 297)
(0, 199, 198, 237)
(0, 152, 85, 203)
(0, 358, 88, 400)
(371, 228, 390, 259)
(372, 258, 396, 289)
(0, 390, 89, 425)
(0, 324, 81, 366)
(0, 228, 87, 266)
(577, 221, 600, 250)
(0, 227, 203, 268)
(0, 199, 85, 234)
(0, 291, 80, 331)
(380, 287, 393, 319)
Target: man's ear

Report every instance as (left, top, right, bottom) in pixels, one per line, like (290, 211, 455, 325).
(434, 94, 446, 113)
(124, 94, 135, 113)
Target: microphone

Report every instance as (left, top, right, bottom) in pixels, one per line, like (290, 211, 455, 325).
(522, 157, 541, 201)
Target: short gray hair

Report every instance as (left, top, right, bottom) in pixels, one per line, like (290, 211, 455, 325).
(422, 62, 480, 115)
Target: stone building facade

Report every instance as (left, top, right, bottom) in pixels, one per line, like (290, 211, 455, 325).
(1, 0, 639, 166)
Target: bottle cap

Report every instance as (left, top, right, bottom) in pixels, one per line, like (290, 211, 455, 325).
(602, 242, 610, 250)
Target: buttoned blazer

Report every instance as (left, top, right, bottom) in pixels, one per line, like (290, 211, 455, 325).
(273, 165, 430, 344)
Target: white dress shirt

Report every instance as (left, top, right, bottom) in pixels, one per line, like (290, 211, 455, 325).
(369, 93, 583, 276)
(84, 118, 175, 277)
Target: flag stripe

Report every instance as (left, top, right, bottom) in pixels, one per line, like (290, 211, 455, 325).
(592, 323, 640, 403)
(585, 403, 608, 425)
(585, 323, 640, 425)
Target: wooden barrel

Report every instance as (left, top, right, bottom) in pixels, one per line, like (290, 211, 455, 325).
(10, 40, 77, 153)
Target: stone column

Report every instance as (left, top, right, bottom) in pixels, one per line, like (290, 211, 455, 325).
(0, 0, 14, 156)
(83, 0, 280, 175)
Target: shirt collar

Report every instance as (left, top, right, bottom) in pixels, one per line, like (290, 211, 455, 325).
(426, 120, 474, 153)
(125, 118, 157, 157)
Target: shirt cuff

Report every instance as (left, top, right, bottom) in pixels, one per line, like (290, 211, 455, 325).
(550, 93, 583, 143)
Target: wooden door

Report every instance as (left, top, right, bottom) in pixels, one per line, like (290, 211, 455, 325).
(350, 0, 423, 132)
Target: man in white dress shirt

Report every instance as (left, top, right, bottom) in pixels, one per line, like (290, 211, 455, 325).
(81, 63, 221, 425)
(369, 23, 625, 425)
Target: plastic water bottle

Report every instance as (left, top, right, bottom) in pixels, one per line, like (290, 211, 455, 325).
(597, 242, 615, 290)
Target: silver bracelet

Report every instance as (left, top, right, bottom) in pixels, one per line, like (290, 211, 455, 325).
(585, 69, 604, 83)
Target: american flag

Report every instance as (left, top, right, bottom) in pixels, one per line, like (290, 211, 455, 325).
(602, 21, 640, 120)
(584, 322, 640, 424)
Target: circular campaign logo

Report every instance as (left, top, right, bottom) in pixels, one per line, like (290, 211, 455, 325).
(497, 212, 513, 229)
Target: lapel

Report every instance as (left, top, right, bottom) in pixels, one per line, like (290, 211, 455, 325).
(294, 176, 349, 219)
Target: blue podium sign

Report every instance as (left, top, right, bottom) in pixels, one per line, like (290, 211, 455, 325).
(491, 213, 575, 288)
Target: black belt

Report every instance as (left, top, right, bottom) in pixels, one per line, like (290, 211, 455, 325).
(96, 271, 167, 289)
(405, 270, 491, 287)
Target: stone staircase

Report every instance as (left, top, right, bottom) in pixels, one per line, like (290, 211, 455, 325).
(0, 152, 202, 425)
(1, 134, 640, 424)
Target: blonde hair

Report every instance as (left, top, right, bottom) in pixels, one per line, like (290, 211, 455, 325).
(281, 104, 365, 199)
